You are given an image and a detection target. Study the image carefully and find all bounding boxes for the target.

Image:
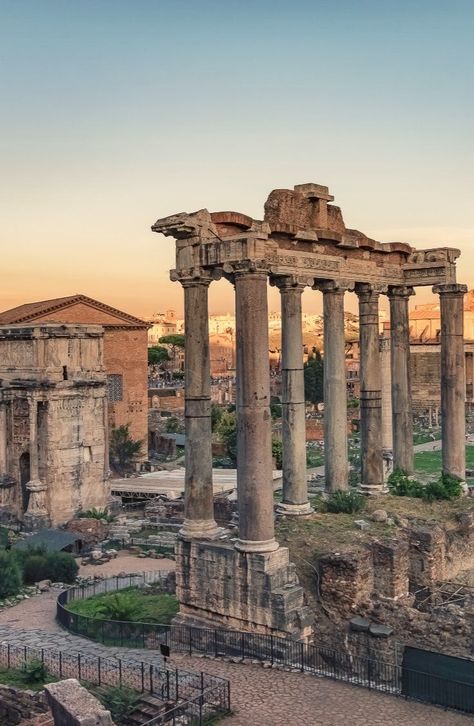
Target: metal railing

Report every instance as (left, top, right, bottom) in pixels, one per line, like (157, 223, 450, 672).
(0, 640, 230, 724)
(57, 575, 474, 715)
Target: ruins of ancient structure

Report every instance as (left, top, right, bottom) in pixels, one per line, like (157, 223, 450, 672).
(152, 182, 466, 636)
(0, 324, 108, 529)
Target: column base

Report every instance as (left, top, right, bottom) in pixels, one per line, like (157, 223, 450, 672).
(179, 518, 224, 540)
(359, 483, 386, 496)
(234, 537, 280, 553)
(276, 501, 314, 516)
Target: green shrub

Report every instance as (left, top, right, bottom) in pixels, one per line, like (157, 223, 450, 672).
(0, 550, 22, 597)
(388, 469, 424, 498)
(22, 554, 49, 584)
(325, 490, 366, 514)
(18, 547, 78, 584)
(22, 658, 48, 685)
(272, 439, 283, 470)
(90, 686, 141, 725)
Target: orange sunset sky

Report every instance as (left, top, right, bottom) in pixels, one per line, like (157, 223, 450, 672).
(1, 2, 473, 320)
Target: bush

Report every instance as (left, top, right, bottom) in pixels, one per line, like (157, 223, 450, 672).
(0, 549, 22, 597)
(22, 659, 48, 686)
(388, 468, 463, 502)
(18, 546, 78, 584)
(91, 686, 141, 725)
(325, 490, 366, 514)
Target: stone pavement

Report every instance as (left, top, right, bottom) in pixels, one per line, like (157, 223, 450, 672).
(172, 654, 473, 726)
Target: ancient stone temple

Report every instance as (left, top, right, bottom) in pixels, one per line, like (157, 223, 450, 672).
(0, 324, 108, 529)
(152, 182, 466, 637)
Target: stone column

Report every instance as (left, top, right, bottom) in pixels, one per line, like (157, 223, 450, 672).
(379, 331, 393, 481)
(180, 278, 220, 539)
(434, 283, 467, 480)
(25, 396, 49, 524)
(318, 281, 349, 492)
(356, 284, 384, 494)
(388, 286, 415, 474)
(275, 277, 312, 514)
(234, 268, 278, 552)
(0, 402, 7, 474)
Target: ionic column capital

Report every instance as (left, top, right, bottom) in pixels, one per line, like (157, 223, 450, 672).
(387, 285, 415, 299)
(313, 279, 354, 294)
(433, 283, 468, 297)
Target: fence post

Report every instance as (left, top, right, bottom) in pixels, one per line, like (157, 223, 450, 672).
(7, 644, 10, 668)
(270, 635, 274, 665)
(149, 663, 153, 694)
(59, 651, 62, 679)
(78, 653, 81, 681)
(301, 642, 305, 672)
(141, 661, 145, 693)
(119, 659, 122, 688)
(98, 656, 101, 686)
(189, 627, 192, 656)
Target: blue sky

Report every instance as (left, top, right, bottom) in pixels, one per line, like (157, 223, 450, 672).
(1, 0, 472, 315)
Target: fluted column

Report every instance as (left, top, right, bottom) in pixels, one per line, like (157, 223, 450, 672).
(318, 281, 350, 492)
(234, 268, 278, 552)
(388, 286, 415, 474)
(434, 283, 467, 480)
(274, 277, 312, 514)
(356, 284, 384, 494)
(180, 277, 220, 539)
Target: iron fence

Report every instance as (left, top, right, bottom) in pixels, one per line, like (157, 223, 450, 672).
(0, 640, 230, 724)
(57, 575, 474, 715)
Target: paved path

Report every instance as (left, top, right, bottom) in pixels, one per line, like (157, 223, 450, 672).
(173, 654, 472, 726)
(1, 550, 470, 724)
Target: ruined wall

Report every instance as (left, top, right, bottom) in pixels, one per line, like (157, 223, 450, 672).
(410, 348, 441, 411)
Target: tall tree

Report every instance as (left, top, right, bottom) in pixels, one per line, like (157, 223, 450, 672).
(304, 350, 324, 404)
(109, 425, 143, 474)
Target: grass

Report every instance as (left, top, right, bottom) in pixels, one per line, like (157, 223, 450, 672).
(0, 664, 53, 690)
(414, 444, 474, 475)
(66, 586, 179, 624)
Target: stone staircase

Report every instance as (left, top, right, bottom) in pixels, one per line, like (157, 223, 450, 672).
(127, 694, 173, 725)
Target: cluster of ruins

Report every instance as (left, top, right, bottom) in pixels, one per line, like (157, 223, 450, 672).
(152, 182, 467, 636)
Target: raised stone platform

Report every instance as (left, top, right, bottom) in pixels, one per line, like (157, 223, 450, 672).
(174, 539, 313, 639)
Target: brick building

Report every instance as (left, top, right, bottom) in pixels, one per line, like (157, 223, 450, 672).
(0, 295, 149, 459)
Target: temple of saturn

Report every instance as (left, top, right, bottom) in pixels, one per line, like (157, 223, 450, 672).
(152, 182, 466, 637)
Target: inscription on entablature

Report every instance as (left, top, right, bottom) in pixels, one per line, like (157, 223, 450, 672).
(56, 398, 83, 415)
(403, 267, 446, 280)
(266, 253, 340, 272)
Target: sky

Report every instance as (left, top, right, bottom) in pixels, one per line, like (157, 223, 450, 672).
(1, 0, 473, 318)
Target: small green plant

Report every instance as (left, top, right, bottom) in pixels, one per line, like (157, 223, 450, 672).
(272, 439, 283, 470)
(0, 549, 22, 597)
(325, 490, 366, 514)
(388, 468, 424, 498)
(90, 685, 141, 725)
(389, 468, 463, 502)
(22, 659, 48, 686)
(78, 507, 114, 523)
(17, 546, 78, 584)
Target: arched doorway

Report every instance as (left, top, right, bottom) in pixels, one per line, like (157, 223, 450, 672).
(19, 452, 30, 513)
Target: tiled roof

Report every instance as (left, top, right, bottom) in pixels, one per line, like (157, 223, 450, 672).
(0, 294, 148, 327)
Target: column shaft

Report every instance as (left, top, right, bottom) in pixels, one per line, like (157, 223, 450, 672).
(389, 287, 414, 474)
(28, 397, 40, 482)
(0, 403, 7, 474)
(235, 271, 278, 552)
(323, 287, 348, 491)
(357, 285, 384, 494)
(435, 284, 467, 480)
(277, 281, 312, 514)
(181, 281, 220, 538)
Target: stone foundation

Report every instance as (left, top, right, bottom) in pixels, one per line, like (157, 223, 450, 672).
(175, 539, 313, 639)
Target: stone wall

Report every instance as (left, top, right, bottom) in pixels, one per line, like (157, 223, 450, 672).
(0, 685, 48, 725)
(175, 539, 313, 638)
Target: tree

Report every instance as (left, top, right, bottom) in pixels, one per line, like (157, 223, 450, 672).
(304, 351, 324, 404)
(211, 404, 224, 432)
(165, 416, 183, 434)
(215, 411, 237, 465)
(158, 334, 185, 371)
(148, 346, 170, 365)
(109, 425, 143, 474)
(0, 550, 22, 597)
